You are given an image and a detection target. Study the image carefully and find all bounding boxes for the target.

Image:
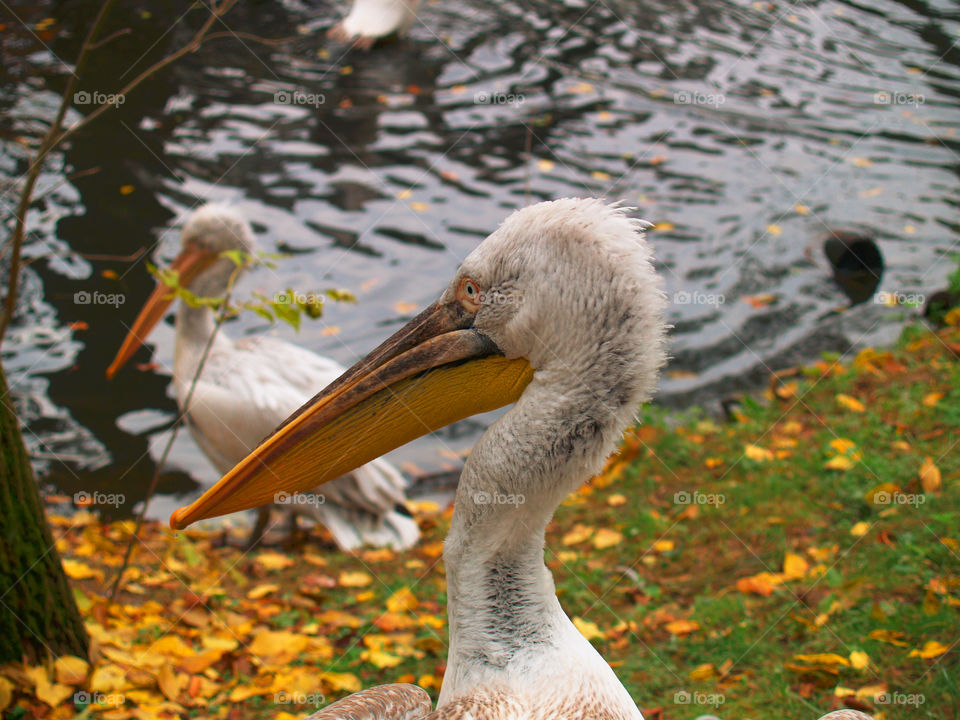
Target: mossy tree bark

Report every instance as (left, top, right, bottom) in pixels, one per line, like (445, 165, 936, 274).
(0, 363, 89, 663)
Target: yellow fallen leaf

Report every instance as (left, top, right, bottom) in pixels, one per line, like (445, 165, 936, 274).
(54, 656, 90, 685)
(418, 674, 443, 691)
(247, 583, 280, 600)
(249, 630, 309, 659)
(607, 493, 627, 507)
(766, 224, 782, 235)
(736, 572, 782, 596)
(868, 629, 907, 646)
(572, 617, 604, 641)
(849, 650, 870, 669)
(783, 553, 809, 579)
(653, 539, 674, 552)
(0, 677, 12, 712)
(386, 586, 418, 612)
(825, 455, 854, 470)
(255, 551, 294, 571)
(792, 653, 850, 667)
(829, 438, 856, 454)
(850, 521, 870, 537)
(922, 392, 942, 407)
(339, 571, 373, 588)
(157, 664, 185, 702)
(836, 394, 865, 412)
(687, 663, 716, 681)
(593, 528, 623, 549)
(651, 221, 675, 231)
(62, 559, 99, 580)
(89, 663, 130, 693)
(362, 649, 403, 668)
(150, 635, 194, 658)
(909, 640, 949, 659)
(919, 456, 941, 493)
(119, 184, 135, 195)
(794, 203, 810, 215)
(665, 619, 699, 635)
(26, 666, 74, 708)
(744, 444, 774, 462)
(320, 672, 362, 693)
(562, 524, 594, 546)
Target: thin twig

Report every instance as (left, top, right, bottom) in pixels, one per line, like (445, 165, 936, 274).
(108, 263, 242, 603)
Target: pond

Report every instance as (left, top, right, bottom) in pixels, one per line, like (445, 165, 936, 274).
(2, 0, 958, 521)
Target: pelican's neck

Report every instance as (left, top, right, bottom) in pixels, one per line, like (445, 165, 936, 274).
(172, 296, 224, 400)
(440, 366, 640, 706)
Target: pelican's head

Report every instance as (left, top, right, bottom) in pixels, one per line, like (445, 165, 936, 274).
(170, 198, 667, 529)
(106, 204, 255, 379)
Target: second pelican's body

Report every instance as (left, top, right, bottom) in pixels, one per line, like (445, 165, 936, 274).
(170, 199, 871, 720)
(108, 206, 419, 551)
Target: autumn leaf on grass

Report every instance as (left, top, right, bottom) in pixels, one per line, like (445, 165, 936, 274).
(54, 656, 90, 685)
(387, 586, 418, 612)
(736, 572, 782, 596)
(247, 583, 280, 599)
(788, 653, 850, 675)
(573, 617, 604, 641)
(593, 528, 623, 549)
(687, 664, 716, 681)
(836, 394, 866, 412)
(919, 456, 941, 493)
(362, 649, 404, 669)
(562, 524, 594, 546)
(868, 629, 907, 646)
(255, 551, 294, 571)
(321, 672, 362, 693)
(783, 553, 809, 579)
(825, 455, 855, 470)
(849, 651, 870, 670)
(338, 570, 373, 587)
(25, 666, 74, 708)
(850, 521, 870, 537)
(0, 678, 13, 713)
(865, 482, 900, 505)
(744, 444, 774, 462)
(62, 559, 103, 581)
(908, 640, 949, 659)
(249, 630, 309, 664)
(665, 619, 699, 635)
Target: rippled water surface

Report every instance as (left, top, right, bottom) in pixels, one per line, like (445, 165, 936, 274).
(2, 0, 958, 518)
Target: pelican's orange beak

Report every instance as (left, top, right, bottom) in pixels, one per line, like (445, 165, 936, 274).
(106, 246, 218, 380)
(170, 302, 534, 529)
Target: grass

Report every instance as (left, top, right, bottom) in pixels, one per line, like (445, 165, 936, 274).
(5, 323, 959, 720)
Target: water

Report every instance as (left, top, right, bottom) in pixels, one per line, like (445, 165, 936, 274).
(2, 0, 958, 520)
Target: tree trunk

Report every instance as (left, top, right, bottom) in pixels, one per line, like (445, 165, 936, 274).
(0, 363, 89, 663)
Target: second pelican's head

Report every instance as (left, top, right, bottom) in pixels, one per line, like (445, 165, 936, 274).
(171, 198, 667, 529)
(106, 204, 255, 379)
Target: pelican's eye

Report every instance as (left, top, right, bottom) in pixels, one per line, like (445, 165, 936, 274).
(457, 277, 482, 312)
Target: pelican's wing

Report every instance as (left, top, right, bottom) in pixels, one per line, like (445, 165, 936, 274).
(305, 684, 431, 720)
(178, 337, 420, 549)
(328, 0, 421, 45)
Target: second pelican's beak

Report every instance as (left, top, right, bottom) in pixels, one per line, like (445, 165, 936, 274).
(170, 302, 534, 529)
(106, 246, 218, 380)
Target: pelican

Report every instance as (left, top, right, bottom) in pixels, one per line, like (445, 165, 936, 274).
(107, 205, 419, 551)
(169, 199, 872, 720)
(327, 0, 421, 50)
